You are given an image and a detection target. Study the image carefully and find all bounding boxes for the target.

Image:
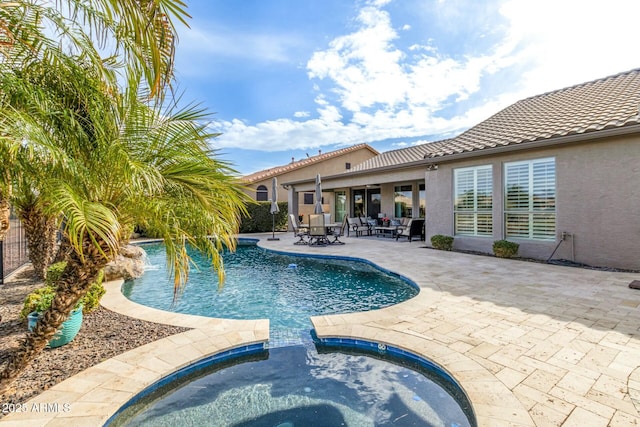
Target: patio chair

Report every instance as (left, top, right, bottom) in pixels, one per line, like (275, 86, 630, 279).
(347, 217, 368, 237)
(361, 217, 376, 236)
(329, 217, 347, 245)
(288, 214, 309, 245)
(395, 218, 425, 242)
(308, 214, 328, 246)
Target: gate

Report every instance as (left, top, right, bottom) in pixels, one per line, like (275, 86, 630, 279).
(0, 212, 28, 285)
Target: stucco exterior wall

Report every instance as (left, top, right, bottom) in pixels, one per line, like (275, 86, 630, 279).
(425, 134, 640, 270)
(244, 148, 377, 218)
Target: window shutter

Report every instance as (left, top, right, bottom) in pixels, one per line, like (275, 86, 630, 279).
(504, 158, 556, 240)
(454, 166, 492, 236)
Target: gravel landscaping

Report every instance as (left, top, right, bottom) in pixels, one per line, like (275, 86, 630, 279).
(0, 266, 189, 413)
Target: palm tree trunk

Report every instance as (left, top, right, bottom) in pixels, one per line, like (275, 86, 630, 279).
(0, 176, 13, 241)
(19, 203, 59, 280)
(0, 234, 113, 393)
(0, 199, 10, 241)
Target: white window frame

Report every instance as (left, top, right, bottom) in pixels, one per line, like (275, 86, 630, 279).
(504, 157, 556, 240)
(453, 165, 493, 236)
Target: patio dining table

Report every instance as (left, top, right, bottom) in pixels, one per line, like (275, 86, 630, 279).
(307, 222, 345, 246)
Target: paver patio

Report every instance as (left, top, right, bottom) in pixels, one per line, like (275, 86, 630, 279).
(3, 232, 639, 426)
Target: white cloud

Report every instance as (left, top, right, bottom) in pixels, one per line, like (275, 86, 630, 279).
(211, 2, 512, 151)
(367, 0, 392, 6)
(293, 111, 310, 118)
(210, 0, 640, 154)
(307, 6, 409, 111)
(208, 117, 358, 152)
(499, 0, 640, 96)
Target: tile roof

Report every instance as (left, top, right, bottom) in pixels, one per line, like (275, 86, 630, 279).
(349, 140, 452, 172)
(242, 143, 378, 182)
(425, 68, 640, 159)
(350, 68, 640, 172)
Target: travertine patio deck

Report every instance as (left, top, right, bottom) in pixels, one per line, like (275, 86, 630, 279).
(3, 232, 639, 426)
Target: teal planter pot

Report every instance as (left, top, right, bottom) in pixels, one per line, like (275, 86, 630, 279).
(27, 306, 83, 348)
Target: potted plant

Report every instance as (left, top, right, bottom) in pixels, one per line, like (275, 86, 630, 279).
(21, 262, 105, 348)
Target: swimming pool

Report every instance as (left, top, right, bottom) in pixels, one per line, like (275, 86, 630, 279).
(112, 241, 476, 426)
(122, 242, 418, 342)
(109, 342, 475, 427)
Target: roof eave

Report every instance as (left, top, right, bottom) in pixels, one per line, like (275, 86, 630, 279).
(282, 159, 428, 186)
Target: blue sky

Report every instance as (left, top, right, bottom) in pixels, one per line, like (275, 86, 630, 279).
(173, 0, 640, 175)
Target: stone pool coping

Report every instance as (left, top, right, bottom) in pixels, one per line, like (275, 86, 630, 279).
(259, 234, 640, 426)
(1, 279, 269, 427)
(3, 233, 640, 426)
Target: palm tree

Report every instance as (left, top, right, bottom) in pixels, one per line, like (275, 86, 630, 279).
(0, 0, 186, 96)
(0, 0, 188, 239)
(0, 1, 251, 392)
(0, 59, 250, 390)
(13, 192, 59, 280)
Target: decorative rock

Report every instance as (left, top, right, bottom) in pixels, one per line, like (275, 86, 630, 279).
(119, 244, 146, 259)
(104, 245, 147, 281)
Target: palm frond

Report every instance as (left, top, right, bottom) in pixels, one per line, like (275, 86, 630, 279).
(49, 181, 120, 261)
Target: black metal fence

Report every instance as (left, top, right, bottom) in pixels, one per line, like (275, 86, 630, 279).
(0, 213, 28, 285)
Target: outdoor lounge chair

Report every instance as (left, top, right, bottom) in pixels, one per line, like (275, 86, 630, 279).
(308, 214, 328, 246)
(288, 214, 309, 245)
(395, 218, 425, 242)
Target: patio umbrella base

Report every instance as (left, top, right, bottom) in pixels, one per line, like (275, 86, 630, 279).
(267, 237, 280, 241)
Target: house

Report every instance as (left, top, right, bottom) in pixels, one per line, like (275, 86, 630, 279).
(283, 69, 640, 270)
(242, 144, 379, 221)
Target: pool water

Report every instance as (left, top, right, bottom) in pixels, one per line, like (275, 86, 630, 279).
(111, 344, 474, 427)
(122, 243, 418, 340)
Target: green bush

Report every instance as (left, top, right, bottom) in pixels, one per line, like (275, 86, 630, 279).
(44, 261, 66, 287)
(239, 201, 288, 233)
(431, 234, 454, 251)
(493, 240, 519, 258)
(82, 270, 105, 313)
(21, 262, 106, 318)
(20, 286, 56, 317)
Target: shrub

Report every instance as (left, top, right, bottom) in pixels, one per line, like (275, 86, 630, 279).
(431, 234, 454, 251)
(21, 263, 106, 318)
(82, 270, 106, 313)
(20, 286, 56, 318)
(239, 201, 288, 233)
(493, 240, 519, 258)
(44, 261, 66, 287)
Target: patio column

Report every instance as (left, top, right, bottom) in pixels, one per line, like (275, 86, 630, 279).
(287, 186, 299, 231)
